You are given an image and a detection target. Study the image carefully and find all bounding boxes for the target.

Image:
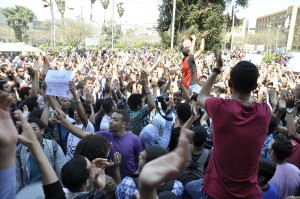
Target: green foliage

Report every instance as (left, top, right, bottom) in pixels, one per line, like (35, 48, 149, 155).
(115, 43, 126, 49)
(157, 0, 248, 49)
(117, 2, 125, 18)
(104, 24, 122, 43)
(39, 45, 46, 51)
(132, 42, 143, 48)
(1, 5, 36, 42)
(101, 0, 110, 10)
(263, 52, 276, 64)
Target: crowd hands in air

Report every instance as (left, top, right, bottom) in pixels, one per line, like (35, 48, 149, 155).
(0, 33, 300, 199)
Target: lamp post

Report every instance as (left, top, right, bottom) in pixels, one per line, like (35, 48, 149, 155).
(111, 0, 115, 51)
(275, 25, 281, 52)
(230, 2, 235, 52)
(170, 0, 176, 49)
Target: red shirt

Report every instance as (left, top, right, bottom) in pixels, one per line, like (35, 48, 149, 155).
(203, 98, 271, 199)
(182, 57, 191, 88)
(287, 139, 300, 169)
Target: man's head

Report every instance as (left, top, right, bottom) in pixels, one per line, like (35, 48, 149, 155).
(191, 125, 207, 147)
(127, 94, 143, 111)
(18, 86, 31, 100)
(182, 47, 191, 57)
(109, 109, 130, 135)
(0, 80, 10, 92)
(74, 134, 109, 162)
(83, 77, 94, 91)
(138, 146, 168, 172)
(61, 155, 91, 192)
(258, 158, 277, 185)
(270, 135, 293, 163)
(28, 117, 46, 143)
(176, 103, 191, 124)
(173, 91, 183, 108)
(229, 61, 259, 95)
(59, 97, 71, 110)
(102, 98, 116, 114)
(16, 66, 25, 78)
(74, 103, 92, 123)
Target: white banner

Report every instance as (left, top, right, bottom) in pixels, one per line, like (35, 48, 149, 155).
(85, 38, 99, 46)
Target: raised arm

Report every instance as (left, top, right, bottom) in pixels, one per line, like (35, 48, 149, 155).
(139, 128, 193, 199)
(69, 81, 89, 128)
(198, 45, 223, 107)
(141, 71, 155, 113)
(285, 96, 300, 143)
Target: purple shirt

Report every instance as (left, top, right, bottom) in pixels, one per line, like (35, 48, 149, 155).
(270, 163, 300, 199)
(96, 131, 143, 179)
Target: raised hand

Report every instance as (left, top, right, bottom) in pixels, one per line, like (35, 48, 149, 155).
(213, 44, 223, 69)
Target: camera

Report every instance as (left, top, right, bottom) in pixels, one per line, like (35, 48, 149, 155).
(157, 93, 169, 103)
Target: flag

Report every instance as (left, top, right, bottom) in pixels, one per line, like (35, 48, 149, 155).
(284, 15, 290, 29)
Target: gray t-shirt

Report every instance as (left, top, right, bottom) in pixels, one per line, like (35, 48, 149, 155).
(188, 55, 197, 85)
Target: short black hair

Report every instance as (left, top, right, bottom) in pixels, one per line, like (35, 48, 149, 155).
(61, 155, 90, 192)
(0, 80, 7, 91)
(102, 98, 114, 114)
(271, 135, 293, 162)
(192, 125, 207, 147)
(82, 103, 92, 117)
(22, 96, 38, 112)
(144, 146, 168, 163)
(28, 117, 46, 130)
(268, 116, 276, 135)
(84, 76, 94, 83)
(18, 87, 31, 100)
(28, 109, 43, 119)
(176, 103, 191, 122)
(173, 91, 183, 98)
(74, 134, 109, 162)
(16, 66, 24, 72)
(127, 94, 143, 110)
(258, 158, 277, 184)
(115, 109, 130, 124)
(230, 61, 259, 94)
(182, 47, 190, 57)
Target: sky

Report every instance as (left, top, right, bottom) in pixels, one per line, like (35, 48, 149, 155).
(1, 0, 300, 27)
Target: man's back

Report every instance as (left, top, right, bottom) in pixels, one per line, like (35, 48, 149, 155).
(203, 98, 271, 198)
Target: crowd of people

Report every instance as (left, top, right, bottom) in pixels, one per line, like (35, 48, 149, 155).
(1, 33, 300, 199)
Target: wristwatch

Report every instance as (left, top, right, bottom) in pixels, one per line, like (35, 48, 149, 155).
(212, 67, 221, 74)
(286, 108, 293, 114)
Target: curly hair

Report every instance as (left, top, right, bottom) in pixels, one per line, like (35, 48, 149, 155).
(127, 93, 143, 110)
(271, 135, 293, 162)
(74, 134, 109, 162)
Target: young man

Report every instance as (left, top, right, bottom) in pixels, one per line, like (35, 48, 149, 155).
(182, 33, 206, 93)
(197, 46, 271, 198)
(100, 98, 116, 131)
(16, 117, 66, 192)
(269, 135, 300, 199)
(97, 109, 143, 179)
(127, 71, 156, 136)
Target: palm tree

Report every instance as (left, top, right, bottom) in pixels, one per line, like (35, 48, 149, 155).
(116, 2, 125, 27)
(1, 6, 36, 42)
(90, 0, 97, 25)
(55, 0, 66, 26)
(101, 0, 110, 31)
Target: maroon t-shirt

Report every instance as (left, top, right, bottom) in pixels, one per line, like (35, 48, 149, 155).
(203, 98, 271, 198)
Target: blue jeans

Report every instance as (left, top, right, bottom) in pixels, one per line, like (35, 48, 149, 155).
(184, 179, 210, 199)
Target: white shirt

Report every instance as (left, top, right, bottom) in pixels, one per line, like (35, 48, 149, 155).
(66, 120, 94, 161)
(100, 114, 111, 132)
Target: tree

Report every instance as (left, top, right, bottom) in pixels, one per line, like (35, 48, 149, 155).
(90, 0, 97, 24)
(103, 23, 121, 47)
(55, 0, 66, 25)
(101, 0, 110, 30)
(116, 2, 125, 25)
(1, 5, 36, 42)
(157, 0, 248, 49)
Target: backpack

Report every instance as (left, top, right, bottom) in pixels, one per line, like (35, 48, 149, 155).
(16, 139, 58, 188)
(132, 176, 174, 195)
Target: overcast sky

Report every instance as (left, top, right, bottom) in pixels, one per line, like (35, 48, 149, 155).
(1, 0, 300, 27)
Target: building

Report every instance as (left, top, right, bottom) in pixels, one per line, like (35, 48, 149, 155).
(256, 5, 300, 51)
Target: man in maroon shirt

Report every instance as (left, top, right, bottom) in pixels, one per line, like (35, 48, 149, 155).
(195, 46, 271, 198)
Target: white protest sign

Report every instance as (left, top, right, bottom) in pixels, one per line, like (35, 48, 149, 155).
(45, 70, 72, 98)
(85, 38, 99, 46)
